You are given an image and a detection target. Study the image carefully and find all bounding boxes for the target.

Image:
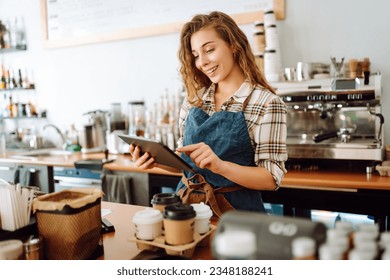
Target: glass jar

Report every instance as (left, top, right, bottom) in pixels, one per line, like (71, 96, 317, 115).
(127, 101, 145, 136)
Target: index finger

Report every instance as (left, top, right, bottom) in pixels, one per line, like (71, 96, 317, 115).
(176, 143, 201, 153)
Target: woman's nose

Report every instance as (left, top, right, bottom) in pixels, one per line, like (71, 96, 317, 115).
(198, 53, 209, 67)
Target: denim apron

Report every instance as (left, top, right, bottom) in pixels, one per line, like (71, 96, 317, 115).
(177, 92, 266, 213)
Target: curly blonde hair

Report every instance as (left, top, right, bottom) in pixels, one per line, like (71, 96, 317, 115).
(178, 11, 275, 106)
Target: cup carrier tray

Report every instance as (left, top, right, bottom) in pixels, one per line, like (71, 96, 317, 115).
(129, 224, 216, 258)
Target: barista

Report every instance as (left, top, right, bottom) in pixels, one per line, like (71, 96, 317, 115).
(129, 11, 287, 213)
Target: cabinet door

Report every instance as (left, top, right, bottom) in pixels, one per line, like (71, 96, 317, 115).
(14, 164, 54, 193)
(103, 170, 149, 206)
(102, 170, 180, 206)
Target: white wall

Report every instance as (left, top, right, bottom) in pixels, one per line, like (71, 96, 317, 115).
(1, 0, 390, 145)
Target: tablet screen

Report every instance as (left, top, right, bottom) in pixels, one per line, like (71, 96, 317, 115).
(117, 134, 193, 172)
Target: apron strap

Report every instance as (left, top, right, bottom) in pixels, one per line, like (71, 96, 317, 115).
(181, 174, 242, 218)
(241, 85, 256, 111)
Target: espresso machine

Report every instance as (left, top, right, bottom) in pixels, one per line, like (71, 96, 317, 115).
(274, 73, 384, 171)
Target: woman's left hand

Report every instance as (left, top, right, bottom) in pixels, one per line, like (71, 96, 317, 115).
(176, 142, 225, 173)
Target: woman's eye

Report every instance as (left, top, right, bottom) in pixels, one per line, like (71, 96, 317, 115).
(206, 48, 214, 53)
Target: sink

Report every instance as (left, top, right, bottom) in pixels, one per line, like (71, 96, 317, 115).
(10, 148, 78, 159)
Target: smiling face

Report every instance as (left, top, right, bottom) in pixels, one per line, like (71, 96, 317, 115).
(190, 27, 241, 85)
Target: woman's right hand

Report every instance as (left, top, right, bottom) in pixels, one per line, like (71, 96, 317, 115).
(128, 144, 156, 170)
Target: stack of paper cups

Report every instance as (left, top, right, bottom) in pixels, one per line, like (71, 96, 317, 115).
(264, 48, 282, 82)
(263, 10, 276, 26)
(263, 10, 282, 82)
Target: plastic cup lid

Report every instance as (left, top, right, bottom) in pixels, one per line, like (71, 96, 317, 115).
(132, 208, 163, 225)
(151, 193, 181, 205)
(163, 204, 196, 220)
(191, 202, 213, 219)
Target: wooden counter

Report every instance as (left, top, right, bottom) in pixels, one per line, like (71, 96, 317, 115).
(0, 151, 182, 176)
(2, 151, 389, 190)
(2, 151, 390, 230)
(100, 201, 212, 260)
(282, 170, 390, 191)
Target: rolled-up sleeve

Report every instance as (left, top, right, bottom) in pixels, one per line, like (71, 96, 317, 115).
(254, 95, 288, 187)
(176, 99, 190, 149)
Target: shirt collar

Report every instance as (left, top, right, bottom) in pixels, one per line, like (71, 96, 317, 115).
(203, 81, 253, 103)
(232, 80, 253, 103)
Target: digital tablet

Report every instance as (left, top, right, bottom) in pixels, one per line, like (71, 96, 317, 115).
(117, 134, 193, 172)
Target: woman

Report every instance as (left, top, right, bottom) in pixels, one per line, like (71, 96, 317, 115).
(130, 11, 287, 213)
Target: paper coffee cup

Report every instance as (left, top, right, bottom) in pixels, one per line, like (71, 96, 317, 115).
(132, 208, 163, 241)
(191, 203, 213, 234)
(163, 204, 196, 245)
(151, 193, 181, 212)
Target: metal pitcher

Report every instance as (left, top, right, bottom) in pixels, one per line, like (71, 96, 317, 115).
(78, 110, 109, 153)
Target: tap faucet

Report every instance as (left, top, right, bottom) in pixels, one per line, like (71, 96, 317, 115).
(43, 124, 67, 149)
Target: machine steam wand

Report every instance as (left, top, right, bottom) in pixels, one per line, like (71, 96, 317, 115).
(367, 103, 384, 145)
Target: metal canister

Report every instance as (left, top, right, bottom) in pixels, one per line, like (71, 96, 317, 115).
(23, 237, 41, 260)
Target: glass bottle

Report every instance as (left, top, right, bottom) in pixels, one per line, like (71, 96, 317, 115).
(1, 19, 10, 49)
(15, 16, 26, 49)
(109, 102, 125, 131)
(17, 68, 23, 88)
(0, 21, 5, 49)
(1, 93, 7, 118)
(7, 95, 14, 118)
(1, 64, 7, 89)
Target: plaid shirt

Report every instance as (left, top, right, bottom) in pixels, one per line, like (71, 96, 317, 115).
(177, 81, 288, 187)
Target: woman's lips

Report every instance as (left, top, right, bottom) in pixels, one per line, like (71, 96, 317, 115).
(205, 66, 218, 75)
